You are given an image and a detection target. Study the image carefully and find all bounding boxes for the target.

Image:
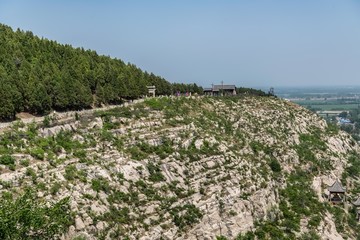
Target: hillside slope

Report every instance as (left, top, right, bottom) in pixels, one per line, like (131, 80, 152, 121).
(0, 23, 202, 120)
(0, 96, 360, 239)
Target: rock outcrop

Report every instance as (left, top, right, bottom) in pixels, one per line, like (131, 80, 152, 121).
(0, 96, 359, 239)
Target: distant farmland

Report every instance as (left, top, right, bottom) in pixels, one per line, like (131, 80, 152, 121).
(293, 100, 360, 111)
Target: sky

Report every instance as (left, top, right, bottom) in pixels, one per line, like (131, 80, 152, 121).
(1, 0, 360, 88)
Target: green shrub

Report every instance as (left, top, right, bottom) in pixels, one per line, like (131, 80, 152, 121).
(216, 236, 229, 240)
(26, 123, 38, 139)
(72, 236, 86, 240)
(43, 116, 51, 127)
(55, 131, 81, 152)
(113, 138, 124, 151)
(330, 206, 345, 233)
(269, 159, 281, 172)
(300, 231, 321, 240)
(91, 177, 110, 193)
(0, 190, 73, 239)
(229, 210, 237, 216)
(8, 164, 15, 171)
(0, 155, 15, 165)
(253, 221, 285, 239)
(64, 165, 77, 181)
(128, 146, 147, 161)
(144, 98, 169, 111)
(308, 215, 321, 228)
(326, 123, 339, 135)
(168, 181, 190, 198)
(278, 169, 325, 235)
(20, 159, 30, 167)
(147, 162, 165, 182)
(102, 116, 120, 130)
(30, 148, 45, 160)
(249, 141, 265, 154)
(25, 167, 37, 182)
(73, 149, 87, 159)
(102, 205, 130, 224)
(95, 106, 134, 119)
(50, 182, 62, 195)
(108, 191, 130, 204)
(344, 153, 360, 178)
(135, 180, 162, 201)
(171, 204, 203, 230)
(75, 112, 80, 121)
(235, 232, 255, 240)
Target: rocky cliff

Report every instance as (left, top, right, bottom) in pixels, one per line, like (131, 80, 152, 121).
(1, 96, 360, 239)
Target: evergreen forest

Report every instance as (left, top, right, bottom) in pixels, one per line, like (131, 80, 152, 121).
(0, 23, 202, 120)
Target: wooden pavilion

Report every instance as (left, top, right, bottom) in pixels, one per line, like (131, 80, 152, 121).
(328, 180, 346, 204)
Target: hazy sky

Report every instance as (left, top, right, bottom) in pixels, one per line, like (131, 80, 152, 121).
(1, 1, 360, 88)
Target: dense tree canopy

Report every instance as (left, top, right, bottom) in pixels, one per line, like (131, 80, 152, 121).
(0, 23, 201, 120)
(236, 87, 271, 96)
(171, 83, 203, 95)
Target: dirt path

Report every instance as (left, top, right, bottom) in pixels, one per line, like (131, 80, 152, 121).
(0, 99, 145, 131)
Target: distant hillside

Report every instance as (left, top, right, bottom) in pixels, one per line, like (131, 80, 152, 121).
(0, 23, 202, 120)
(1, 96, 360, 239)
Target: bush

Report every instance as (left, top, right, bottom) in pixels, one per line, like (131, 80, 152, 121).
(43, 116, 51, 127)
(171, 204, 203, 230)
(55, 130, 81, 152)
(102, 205, 130, 224)
(0, 189, 73, 239)
(64, 165, 77, 181)
(147, 162, 165, 182)
(25, 167, 37, 182)
(278, 169, 325, 235)
(30, 148, 45, 160)
(308, 215, 321, 228)
(344, 153, 360, 178)
(326, 123, 339, 135)
(91, 177, 110, 193)
(128, 146, 147, 161)
(108, 191, 130, 204)
(144, 98, 169, 111)
(216, 236, 229, 240)
(235, 232, 255, 240)
(50, 182, 62, 195)
(269, 159, 281, 172)
(0, 155, 15, 165)
(8, 164, 15, 171)
(20, 159, 30, 167)
(300, 231, 321, 240)
(73, 149, 87, 159)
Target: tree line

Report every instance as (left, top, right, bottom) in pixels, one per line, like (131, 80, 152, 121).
(0, 23, 202, 120)
(236, 87, 272, 96)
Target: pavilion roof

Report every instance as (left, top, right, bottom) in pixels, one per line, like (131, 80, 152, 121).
(213, 85, 236, 91)
(328, 180, 346, 193)
(353, 197, 360, 206)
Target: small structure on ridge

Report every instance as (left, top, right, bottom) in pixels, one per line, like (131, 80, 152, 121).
(147, 86, 156, 97)
(203, 84, 236, 96)
(328, 180, 346, 204)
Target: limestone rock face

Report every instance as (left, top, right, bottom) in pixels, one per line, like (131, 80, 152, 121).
(89, 117, 103, 129)
(1, 96, 359, 239)
(319, 212, 344, 240)
(75, 217, 86, 230)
